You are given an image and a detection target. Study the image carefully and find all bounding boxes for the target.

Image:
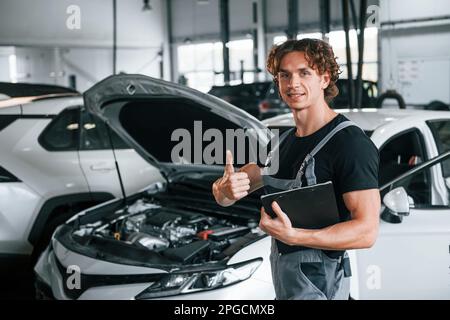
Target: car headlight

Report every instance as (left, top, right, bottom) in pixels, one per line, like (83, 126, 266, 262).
(135, 258, 262, 299)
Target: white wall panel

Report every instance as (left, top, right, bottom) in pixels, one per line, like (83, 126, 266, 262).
(0, 0, 164, 48)
(380, 0, 450, 104)
(229, 0, 254, 33)
(0, 0, 164, 90)
(171, 0, 220, 40)
(381, 25, 450, 104)
(380, 0, 450, 22)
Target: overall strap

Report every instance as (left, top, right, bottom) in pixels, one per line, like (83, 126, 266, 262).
(309, 121, 360, 158)
(293, 121, 361, 187)
(263, 127, 295, 170)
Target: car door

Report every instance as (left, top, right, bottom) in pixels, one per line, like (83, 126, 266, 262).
(355, 135, 450, 300)
(78, 108, 163, 198)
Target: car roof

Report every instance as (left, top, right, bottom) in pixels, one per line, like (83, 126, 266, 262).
(262, 108, 450, 131)
(0, 94, 83, 115)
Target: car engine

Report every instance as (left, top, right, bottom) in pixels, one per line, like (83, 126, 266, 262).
(82, 198, 261, 265)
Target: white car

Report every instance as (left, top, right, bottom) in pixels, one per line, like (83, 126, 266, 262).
(0, 83, 162, 266)
(35, 75, 450, 300)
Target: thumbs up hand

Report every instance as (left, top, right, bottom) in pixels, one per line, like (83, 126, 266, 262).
(212, 150, 251, 206)
(224, 149, 236, 176)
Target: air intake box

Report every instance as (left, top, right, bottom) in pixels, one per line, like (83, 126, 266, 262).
(162, 240, 210, 264)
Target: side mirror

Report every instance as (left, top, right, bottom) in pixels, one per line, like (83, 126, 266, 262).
(381, 187, 413, 223)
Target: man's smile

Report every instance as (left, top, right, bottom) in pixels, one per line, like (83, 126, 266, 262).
(286, 92, 306, 100)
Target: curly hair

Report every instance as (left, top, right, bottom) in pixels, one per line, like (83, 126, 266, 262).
(266, 38, 341, 103)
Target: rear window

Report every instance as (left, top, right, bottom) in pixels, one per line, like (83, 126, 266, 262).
(39, 107, 80, 151)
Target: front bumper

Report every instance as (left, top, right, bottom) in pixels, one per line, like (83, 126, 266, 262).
(34, 241, 159, 300)
(34, 241, 274, 300)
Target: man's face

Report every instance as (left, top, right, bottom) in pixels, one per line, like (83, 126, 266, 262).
(277, 51, 329, 111)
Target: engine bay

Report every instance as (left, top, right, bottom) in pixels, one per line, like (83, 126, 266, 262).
(72, 197, 263, 265)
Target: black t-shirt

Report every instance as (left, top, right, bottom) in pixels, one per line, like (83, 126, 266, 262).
(268, 114, 379, 256)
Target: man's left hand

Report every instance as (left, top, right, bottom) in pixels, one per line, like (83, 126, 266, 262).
(259, 201, 296, 245)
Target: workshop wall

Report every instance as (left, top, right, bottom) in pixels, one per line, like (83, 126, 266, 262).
(0, 0, 166, 91)
(380, 0, 450, 105)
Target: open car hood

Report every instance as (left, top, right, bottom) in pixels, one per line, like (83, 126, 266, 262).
(83, 74, 270, 180)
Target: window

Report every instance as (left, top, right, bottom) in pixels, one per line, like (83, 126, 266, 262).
(329, 28, 378, 82)
(272, 27, 378, 81)
(379, 129, 430, 205)
(39, 107, 80, 151)
(427, 120, 450, 154)
(80, 110, 128, 150)
(387, 155, 450, 208)
(177, 39, 255, 92)
(177, 42, 223, 92)
(427, 119, 450, 178)
(228, 39, 255, 84)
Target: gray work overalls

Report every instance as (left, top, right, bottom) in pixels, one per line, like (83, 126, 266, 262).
(262, 121, 358, 300)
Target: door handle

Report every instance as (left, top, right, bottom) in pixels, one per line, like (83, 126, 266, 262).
(90, 164, 115, 172)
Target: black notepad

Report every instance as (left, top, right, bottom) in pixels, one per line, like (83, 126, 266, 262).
(260, 181, 340, 229)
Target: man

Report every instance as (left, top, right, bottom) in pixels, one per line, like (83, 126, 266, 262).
(212, 38, 380, 300)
